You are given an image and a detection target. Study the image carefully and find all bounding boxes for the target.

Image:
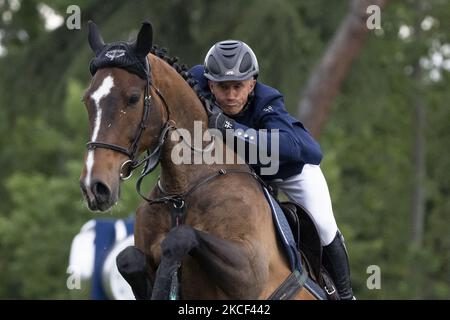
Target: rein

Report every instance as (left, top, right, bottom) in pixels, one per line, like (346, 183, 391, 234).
(142, 168, 265, 227)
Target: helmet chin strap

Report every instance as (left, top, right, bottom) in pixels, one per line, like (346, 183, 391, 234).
(237, 95, 253, 115)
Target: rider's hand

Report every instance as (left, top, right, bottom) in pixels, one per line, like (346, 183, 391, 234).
(208, 110, 235, 134)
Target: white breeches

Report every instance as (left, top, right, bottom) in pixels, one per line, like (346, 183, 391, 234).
(271, 164, 338, 246)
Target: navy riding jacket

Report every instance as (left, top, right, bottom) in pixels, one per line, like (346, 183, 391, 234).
(189, 65, 323, 180)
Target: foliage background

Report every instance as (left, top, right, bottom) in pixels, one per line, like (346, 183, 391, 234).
(0, 0, 448, 299)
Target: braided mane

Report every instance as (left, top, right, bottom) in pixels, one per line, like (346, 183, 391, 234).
(150, 46, 206, 103)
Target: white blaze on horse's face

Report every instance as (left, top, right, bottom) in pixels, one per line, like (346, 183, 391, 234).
(85, 74, 115, 188)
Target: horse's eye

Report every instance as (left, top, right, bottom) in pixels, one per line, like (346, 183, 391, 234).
(127, 94, 140, 106)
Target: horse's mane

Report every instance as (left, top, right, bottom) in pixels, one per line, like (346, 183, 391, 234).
(150, 46, 206, 103)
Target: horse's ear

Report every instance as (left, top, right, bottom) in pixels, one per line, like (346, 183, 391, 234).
(134, 21, 153, 58)
(88, 20, 105, 54)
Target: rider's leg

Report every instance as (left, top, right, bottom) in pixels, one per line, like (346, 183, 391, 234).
(322, 230, 354, 300)
(273, 164, 354, 300)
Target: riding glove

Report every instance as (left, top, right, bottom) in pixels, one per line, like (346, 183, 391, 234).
(208, 111, 235, 134)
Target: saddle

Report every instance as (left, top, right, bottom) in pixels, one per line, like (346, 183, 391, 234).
(279, 201, 339, 300)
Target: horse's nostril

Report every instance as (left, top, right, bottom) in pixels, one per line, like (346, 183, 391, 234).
(92, 181, 111, 200)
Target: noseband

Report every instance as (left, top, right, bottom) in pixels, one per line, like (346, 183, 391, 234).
(86, 58, 173, 180)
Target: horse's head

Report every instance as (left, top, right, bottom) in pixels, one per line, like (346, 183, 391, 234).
(80, 21, 166, 211)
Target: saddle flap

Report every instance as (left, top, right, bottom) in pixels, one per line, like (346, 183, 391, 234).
(263, 189, 302, 272)
(279, 202, 300, 245)
(280, 201, 323, 283)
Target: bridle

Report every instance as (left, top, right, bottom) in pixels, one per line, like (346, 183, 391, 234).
(85, 56, 223, 206)
(86, 58, 173, 181)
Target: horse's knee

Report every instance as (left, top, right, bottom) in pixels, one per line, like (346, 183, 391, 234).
(161, 225, 199, 260)
(117, 245, 147, 275)
(116, 246, 152, 300)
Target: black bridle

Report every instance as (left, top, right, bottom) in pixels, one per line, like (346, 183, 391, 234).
(86, 58, 173, 180)
(84, 57, 255, 210)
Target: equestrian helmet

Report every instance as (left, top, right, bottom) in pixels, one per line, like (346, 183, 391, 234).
(204, 40, 259, 82)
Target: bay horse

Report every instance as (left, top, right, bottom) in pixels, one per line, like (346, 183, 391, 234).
(79, 21, 318, 300)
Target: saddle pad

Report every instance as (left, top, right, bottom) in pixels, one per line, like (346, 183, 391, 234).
(263, 189, 329, 300)
(263, 187, 302, 272)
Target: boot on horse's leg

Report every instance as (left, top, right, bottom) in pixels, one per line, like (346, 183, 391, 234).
(116, 246, 152, 300)
(322, 231, 355, 300)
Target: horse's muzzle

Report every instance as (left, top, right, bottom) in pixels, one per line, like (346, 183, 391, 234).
(80, 179, 116, 212)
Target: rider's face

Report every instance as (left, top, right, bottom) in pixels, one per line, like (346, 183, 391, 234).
(208, 79, 256, 116)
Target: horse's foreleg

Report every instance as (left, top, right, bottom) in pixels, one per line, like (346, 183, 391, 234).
(151, 225, 200, 300)
(151, 225, 263, 299)
(190, 229, 264, 299)
(116, 246, 153, 300)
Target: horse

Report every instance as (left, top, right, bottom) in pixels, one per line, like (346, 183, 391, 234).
(79, 21, 320, 300)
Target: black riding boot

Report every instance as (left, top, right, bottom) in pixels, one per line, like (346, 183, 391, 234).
(322, 231, 354, 300)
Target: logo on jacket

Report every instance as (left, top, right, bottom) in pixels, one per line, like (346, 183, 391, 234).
(224, 120, 233, 129)
(263, 105, 274, 113)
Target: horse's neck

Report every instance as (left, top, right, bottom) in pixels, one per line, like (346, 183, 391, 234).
(150, 54, 207, 132)
(150, 56, 215, 194)
(160, 135, 248, 194)
(150, 56, 250, 194)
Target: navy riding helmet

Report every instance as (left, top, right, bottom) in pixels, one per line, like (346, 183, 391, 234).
(204, 40, 259, 82)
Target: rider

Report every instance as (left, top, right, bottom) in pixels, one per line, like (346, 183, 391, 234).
(189, 40, 355, 300)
